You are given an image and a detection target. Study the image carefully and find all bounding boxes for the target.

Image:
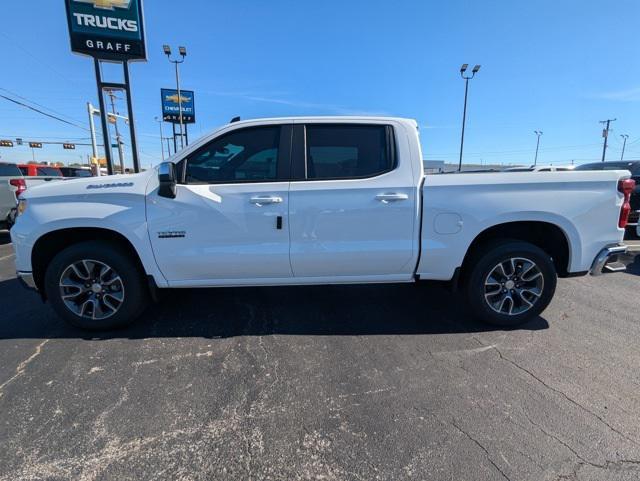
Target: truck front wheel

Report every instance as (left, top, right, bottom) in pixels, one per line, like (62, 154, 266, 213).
(465, 240, 557, 327)
(44, 241, 148, 330)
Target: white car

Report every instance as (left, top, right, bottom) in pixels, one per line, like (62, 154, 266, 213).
(504, 165, 575, 172)
(0, 162, 26, 230)
(10, 117, 633, 330)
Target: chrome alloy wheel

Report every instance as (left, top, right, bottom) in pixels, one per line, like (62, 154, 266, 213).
(484, 257, 544, 316)
(59, 259, 125, 320)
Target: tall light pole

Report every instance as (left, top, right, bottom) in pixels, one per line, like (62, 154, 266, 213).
(155, 116, 166, 161)
(620, 134, 629, 161)
(163, 45, 187, 150)
(533, 130, 543, 166)
(458, 64, 481, 172)
(600, 118, 616, 162)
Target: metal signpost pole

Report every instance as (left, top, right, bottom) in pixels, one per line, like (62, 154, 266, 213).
(172, 123, 177, 154)
(93, 59, 114, 175)
(123, 62, 141, 173)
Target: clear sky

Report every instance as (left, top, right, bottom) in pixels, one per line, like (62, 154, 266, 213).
(1, 0, 639, 169)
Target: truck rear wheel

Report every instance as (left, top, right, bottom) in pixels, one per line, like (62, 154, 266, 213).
(44, 241, 148, 330)
(465, 240, 557, 327)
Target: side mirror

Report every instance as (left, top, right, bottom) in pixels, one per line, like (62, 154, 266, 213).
(158, 162, 177, 199)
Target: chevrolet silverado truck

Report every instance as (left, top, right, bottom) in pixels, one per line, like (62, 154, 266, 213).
(10, 117, 634, 330)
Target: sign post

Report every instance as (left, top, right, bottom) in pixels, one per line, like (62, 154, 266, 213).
(65, 0, 147, 174)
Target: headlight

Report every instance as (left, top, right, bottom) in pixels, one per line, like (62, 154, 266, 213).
(16, 199, 28, 217)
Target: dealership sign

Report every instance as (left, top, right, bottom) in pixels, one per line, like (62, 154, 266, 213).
(65, 0, 147, 61)
(161, 89, 196, 124)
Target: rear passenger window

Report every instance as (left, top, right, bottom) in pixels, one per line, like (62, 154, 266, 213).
(305, 125, 394, 180)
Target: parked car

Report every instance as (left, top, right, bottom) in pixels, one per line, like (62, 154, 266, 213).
(16, 164, 64, 191)
(18, 164, 64, 177)
(0, 162, 26, 229)
(504, 165, 575, 172)
(574, 161, 640, 239)
(11, 117, 633, 330)
(59, 167, 94, 178)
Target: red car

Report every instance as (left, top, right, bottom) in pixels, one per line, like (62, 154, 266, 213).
(17, 164, 63, 177)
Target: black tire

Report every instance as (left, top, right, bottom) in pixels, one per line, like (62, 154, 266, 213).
(44, 241, 149, 330)
(465, 240, 557, 327)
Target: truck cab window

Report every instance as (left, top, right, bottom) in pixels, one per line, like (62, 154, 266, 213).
(186, 126, 281, 183)
(305, 125, 393, 180)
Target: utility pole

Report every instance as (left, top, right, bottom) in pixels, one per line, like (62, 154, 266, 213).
(458, 64, 481, 171)
(106, 89, 126, 174)
(620, 134, 629, 161)
(600, 118, 616, 162)
(155, 117, 166, 161)
(533, 130, 543, 166)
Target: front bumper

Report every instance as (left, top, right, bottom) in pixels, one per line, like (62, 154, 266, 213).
(17, 271, 37, 291)
(590, 244, 628, 276)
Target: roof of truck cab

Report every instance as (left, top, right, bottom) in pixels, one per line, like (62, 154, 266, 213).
(165, 116, 418, 163)
(224, 116, 418, 127)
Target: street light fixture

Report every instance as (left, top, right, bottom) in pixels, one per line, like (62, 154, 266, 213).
(458, 64, 481, 171)
(534, 130, 543, 166)
(620, 134, 629, 161)
(163, 45, 187, 150)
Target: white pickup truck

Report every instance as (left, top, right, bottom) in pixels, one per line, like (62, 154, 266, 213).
(10, 117, 634, 330)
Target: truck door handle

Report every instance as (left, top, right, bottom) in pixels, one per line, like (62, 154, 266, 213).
(250, 196, 283, 206)
(376, 193, 409, 203)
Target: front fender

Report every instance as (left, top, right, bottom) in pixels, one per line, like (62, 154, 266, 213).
(10, 193, 168, 287)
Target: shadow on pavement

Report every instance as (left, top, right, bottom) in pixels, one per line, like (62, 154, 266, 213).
(623, 253, 640, 277)
(0, 277, 548, 340)
(0, 231, 11, 246)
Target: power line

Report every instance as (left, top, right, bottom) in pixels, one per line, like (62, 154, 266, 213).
(0, 88, 86, 127)
(0, 94, 88, 132)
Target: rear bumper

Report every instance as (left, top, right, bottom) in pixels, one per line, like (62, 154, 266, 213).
(589, 244, 628, 276)
(17, 271, 37, 291)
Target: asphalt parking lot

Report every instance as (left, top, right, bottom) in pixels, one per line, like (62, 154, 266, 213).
(1, 232, 640, 481)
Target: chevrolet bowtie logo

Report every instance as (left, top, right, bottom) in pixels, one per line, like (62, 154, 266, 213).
(74, 0, 131, 10)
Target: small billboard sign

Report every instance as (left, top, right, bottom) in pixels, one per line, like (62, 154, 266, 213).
(161, 89, 196, 124)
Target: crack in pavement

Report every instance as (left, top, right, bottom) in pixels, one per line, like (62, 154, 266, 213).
(0, 339, 49, 399)
(450, 419, 511, 481)
(470, 336, 640, 449)
(554, 459, 640, 481)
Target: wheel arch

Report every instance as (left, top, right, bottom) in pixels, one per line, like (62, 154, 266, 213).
(31, 227, 147, 297)
(458, 221, 571, 288)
